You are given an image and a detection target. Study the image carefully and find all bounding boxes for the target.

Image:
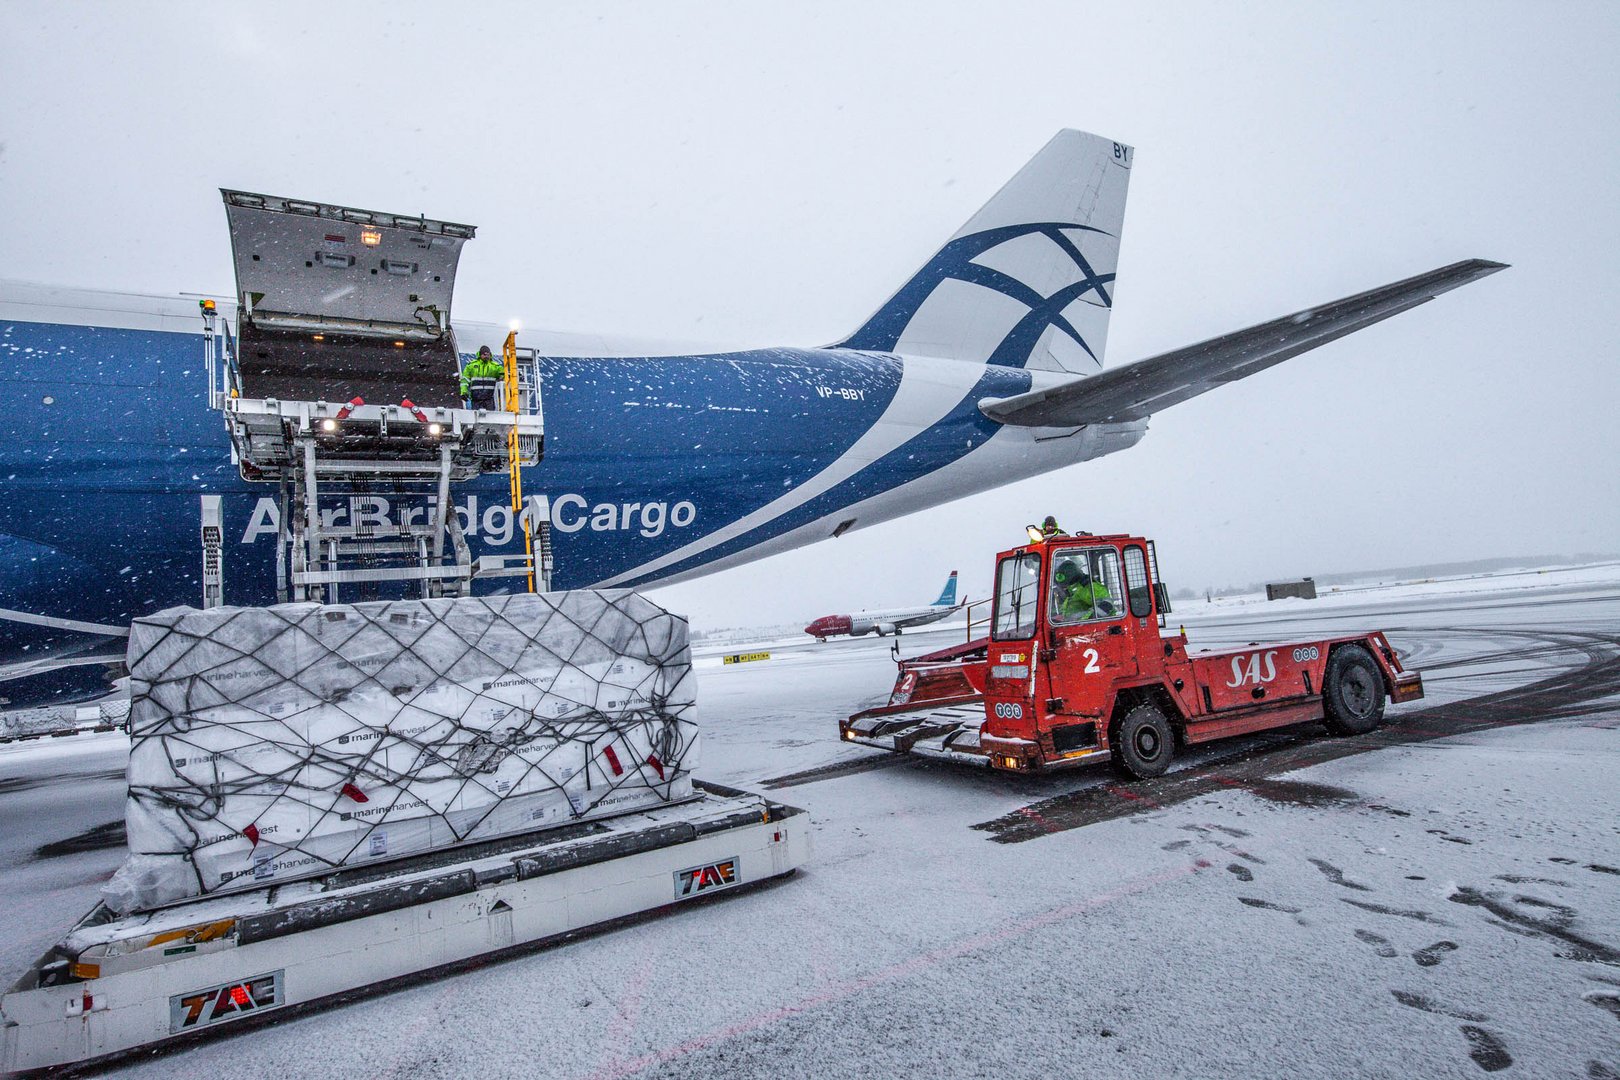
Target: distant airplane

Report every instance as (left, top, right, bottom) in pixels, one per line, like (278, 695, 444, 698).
(0, 129, 1505, 709)
(805, 572, 962, 641)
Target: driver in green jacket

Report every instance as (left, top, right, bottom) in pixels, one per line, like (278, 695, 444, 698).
(1054, 560, 1115, 621)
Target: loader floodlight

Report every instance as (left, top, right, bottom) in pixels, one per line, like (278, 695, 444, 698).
(1026, 525, 1044, 544)
(428, 422, 442, 437)
(360, 228, 382, 246)
(320, 418, 337, 433)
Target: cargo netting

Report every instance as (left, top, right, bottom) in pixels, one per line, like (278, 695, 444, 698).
(105, 591, 698, 914)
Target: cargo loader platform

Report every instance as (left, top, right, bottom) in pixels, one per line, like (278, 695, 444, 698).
(843, 701, 989, 765)
(197, 189, 550, 603)
(1, 782, 808, 1074)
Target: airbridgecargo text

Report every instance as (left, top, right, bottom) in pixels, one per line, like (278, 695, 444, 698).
(546, 494, 696, 537)
(240, 494, 698, 545)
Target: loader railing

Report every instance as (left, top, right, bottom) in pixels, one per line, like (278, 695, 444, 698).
(200, 300, 243, 411)
(964, 597, 993, 643)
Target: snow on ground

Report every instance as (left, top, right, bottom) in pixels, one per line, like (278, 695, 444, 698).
(2, 569, 1618, 1078)
(0, 730, 128, 985)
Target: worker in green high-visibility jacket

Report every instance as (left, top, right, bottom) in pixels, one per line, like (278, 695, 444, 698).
(1054, 559, 1115, 621)
(459, 345, 504, 410)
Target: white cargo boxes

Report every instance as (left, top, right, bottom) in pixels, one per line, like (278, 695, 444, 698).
(106, 592, 699, 914)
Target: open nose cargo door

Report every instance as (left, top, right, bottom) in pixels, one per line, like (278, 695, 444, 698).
(222, 189, 476, 408)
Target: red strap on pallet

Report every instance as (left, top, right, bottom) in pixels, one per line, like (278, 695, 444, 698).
(243, 823, 260, 847)
(646, 754, 665, 779)
(341, 782, 369, 803)
(602, 745, 624, 776)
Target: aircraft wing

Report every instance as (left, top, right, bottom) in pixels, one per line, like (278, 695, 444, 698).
(978, 259, 1506, 428)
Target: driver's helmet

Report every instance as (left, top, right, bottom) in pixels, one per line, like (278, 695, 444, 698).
(1054, 560, 1081, 586)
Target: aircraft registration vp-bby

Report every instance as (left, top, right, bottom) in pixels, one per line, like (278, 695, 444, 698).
(805, 571, 963, 640)
(0, 130, 1505, 708)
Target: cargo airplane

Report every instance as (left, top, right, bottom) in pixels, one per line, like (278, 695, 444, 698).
(0, 129, 1504, 708)
(805, 571, 962, 640)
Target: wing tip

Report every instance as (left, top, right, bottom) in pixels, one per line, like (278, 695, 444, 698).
(1424, 258, 1508, 297)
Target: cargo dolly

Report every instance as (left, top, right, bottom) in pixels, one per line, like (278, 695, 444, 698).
(2, 782, 807, 1073)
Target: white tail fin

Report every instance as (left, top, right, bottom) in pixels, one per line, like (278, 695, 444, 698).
(838, 130, 1132, 373)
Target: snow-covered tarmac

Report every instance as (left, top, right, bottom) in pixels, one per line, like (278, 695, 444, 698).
(3, 566, 1617, 1078)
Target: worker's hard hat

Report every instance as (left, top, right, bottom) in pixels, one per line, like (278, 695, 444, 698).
(477, 345, 493, 358)
(1054, 560, 1079, 584)
(1042, 515, 1058, 528)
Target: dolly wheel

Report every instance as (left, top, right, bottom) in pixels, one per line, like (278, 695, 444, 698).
(1112, 702, 1175, 779)
(1322, 644, 1386, 735)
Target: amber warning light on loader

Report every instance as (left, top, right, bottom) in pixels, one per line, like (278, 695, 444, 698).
(361, 228, 382, 246)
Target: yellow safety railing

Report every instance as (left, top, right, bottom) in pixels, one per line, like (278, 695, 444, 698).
(503, 331, 536, 592)
(964, 597, 993, 642)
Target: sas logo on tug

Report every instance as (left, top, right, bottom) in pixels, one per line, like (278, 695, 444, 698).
(675, 857, 740, 899)
(1225, 650, 1279, 688)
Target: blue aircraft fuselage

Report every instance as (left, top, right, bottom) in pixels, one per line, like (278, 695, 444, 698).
(0, 311, 1064, 703)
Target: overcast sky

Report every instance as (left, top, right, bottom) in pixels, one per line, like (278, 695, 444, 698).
(2, 2, 1616, 630)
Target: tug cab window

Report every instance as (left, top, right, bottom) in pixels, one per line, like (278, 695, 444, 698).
(992, 553, 1042, 640)
(1124, 545, 1153, 618)
(1049, 547, 1123, 625)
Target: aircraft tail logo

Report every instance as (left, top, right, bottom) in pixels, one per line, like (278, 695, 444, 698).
(933, 571, 959, 607)
(838, 129, 1132, 374)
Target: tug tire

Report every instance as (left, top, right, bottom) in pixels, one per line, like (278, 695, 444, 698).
(1322, 644, 1386, 736)
(1112, 701, 1175, 780)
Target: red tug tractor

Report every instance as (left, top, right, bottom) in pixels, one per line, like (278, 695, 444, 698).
(840, 530, 1424, 779)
